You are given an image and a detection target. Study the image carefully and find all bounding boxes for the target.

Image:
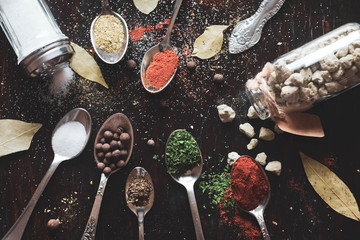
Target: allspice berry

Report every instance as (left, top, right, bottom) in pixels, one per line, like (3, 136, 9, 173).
(95, 143, 103, 151)
(103, 167, 112, 174)
(47, 219, 60, 230)
(110, 140, 119, 150)
(126, 59, 136, 69)
(97, 162, 105, 170)
(102, 143, 111, 153)
(147, 139, 155, 147)
(213, 73, 224, 82)
(103, 130, 113, 141)
(187, 61, 196, 70)
(120, 133, 130, 142)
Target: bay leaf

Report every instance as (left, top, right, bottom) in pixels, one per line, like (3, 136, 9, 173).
(69, 42, 109, 89)
(0, 119, 42, 157)
(191, 25, 229, 59)
(300, 152, 360, 221)
(133, 0, 158, 14)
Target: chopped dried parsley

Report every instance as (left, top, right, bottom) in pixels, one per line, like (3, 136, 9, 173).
(165, 130, 201, 178)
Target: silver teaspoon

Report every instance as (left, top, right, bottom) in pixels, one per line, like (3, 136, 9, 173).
(81, 113, 134, 240)
(90, 0, 129, 64)
(165, 129, 204, 240)
(232, 155, 271, 240)
(125, 167, 154, 240)
(2, 108, 92, 240)
(229, 0, 285, 54)
(140, 0, 183, 93)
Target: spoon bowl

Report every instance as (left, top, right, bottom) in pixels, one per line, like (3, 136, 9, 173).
(231, 155, 271, 240)
(3, 108, 92, 240)
(140, 0, 183, 93)
(125, 167, 154, 240)
(90, 0, 129, 64)
(82, 113, 134, 240)
(165, 129, 204, 240)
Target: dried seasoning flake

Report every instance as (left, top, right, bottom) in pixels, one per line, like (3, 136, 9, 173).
(300, 152, 360, 221)
(127, 177, 153, 207)
(0, 120, 42, 157)
(94, 15, 125, 54)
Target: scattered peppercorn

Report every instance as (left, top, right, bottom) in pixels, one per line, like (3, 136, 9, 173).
(160, 100, 168, 108)
(213, 73, 224, 82)
(126, 59, 137, 69)
(147, 139, 155, 147)
(187, 60, 196, 70)
(47, 219, 60, 230)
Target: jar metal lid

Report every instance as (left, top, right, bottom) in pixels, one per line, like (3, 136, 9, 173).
(20, 39, 74, 77)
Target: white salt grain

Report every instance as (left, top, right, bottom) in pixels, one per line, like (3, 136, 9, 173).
(52, 121, 87, 158)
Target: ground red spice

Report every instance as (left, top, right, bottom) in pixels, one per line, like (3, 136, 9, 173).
(146, 50, 178, 88)
(231, 156, 269, 211)
(129, 26, 147, 41)
(128, 19, 171, 42)
(219, 188, 261, 239)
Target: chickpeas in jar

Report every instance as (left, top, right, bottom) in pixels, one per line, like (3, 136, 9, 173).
(246, 23, 360, 119)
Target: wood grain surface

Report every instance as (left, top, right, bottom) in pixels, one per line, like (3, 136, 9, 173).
(1, 0, 360, 239)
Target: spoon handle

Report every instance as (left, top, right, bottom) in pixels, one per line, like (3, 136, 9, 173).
(137, 210, 145, 240)
(2, 159, 61, 240)
(101, 0, 110, 10)
(251, 208, 271, 240)
(185, 184, 204, 240)
(162, 0, 183, 47)
(81, 173, 108, 240)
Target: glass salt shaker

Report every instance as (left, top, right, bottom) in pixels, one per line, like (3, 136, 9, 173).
(246, 23, 360, 119)
(0, 0, 74, 76)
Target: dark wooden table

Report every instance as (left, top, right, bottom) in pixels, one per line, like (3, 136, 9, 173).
(1, 0, 360, 239)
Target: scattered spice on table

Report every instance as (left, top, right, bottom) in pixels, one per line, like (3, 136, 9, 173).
(127, 177, 153, 207)
(231, 156, 269, 211)
(200, 161, 261, 239)
(165, 129, 201, 178)
(94, 14, 125, 53)
(146, 50, 178, 89)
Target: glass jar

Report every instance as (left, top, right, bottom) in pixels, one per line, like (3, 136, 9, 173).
(246, 23, 360, 119)
(0, 0, 74, 76)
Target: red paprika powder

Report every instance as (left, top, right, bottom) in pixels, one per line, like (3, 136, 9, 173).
(231, 156, 269, 211)
(146, 50, 178, 89)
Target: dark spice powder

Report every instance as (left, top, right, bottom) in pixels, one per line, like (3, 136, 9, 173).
(127, 177, 153, 207)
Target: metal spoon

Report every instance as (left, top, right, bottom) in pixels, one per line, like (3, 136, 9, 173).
(125, 167, 154, 240)
(165, 129, 204, 240)
(229, 0, 285, 54)
(90, 0, 129, 64)
(81, 113, 134, 240)
(2, 108, 92, 240)
(140, 0, 183, 93)
(231, 155, 271, 240)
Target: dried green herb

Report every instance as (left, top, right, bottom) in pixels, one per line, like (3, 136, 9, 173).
(200, 164, 235, 208)
(165, 130, 201, 178)
(127, 177, 153, 207)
